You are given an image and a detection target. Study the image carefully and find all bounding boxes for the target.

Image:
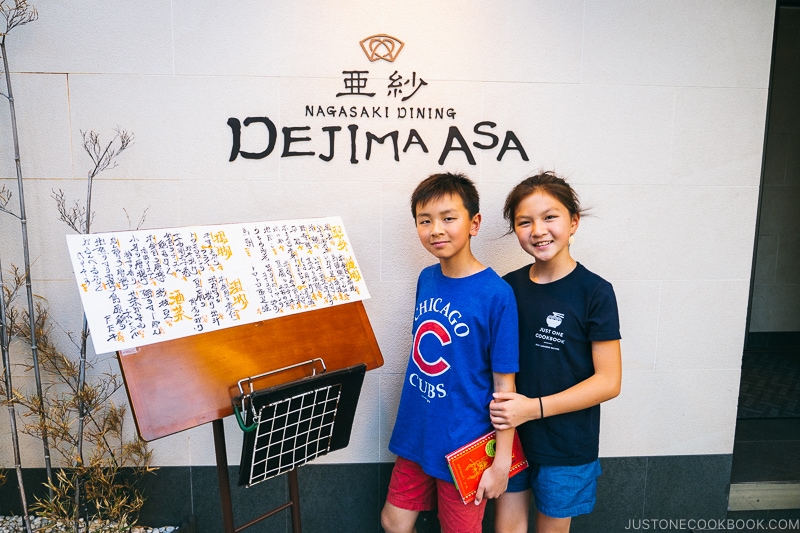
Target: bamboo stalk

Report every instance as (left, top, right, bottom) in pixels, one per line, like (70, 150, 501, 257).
(73, 315, 89, 529)
(1, 31, 54, 499)
(70, 130, 131, 527)
(0, 261, 32, 533)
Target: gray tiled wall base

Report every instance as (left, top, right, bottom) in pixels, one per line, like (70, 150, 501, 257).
(0, 455, 733, 533)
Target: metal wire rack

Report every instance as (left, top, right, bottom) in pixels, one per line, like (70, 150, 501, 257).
(234, 360, 366, 488)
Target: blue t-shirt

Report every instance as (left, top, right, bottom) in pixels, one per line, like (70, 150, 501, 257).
(503, 263, 620, 466)
(389, 265, 520, 481)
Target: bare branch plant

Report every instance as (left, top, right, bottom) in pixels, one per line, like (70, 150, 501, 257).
(1, 2, 154, 528)
(2, 129, 153, 531)
(1, 3, 46, 531)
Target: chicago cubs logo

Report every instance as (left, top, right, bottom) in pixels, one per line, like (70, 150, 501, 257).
(412, 319, 451, 376)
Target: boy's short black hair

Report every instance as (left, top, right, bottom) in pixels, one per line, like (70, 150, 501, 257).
(410, 172, 480, 219)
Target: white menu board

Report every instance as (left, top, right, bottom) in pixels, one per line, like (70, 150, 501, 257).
(66, 217, 369, 354)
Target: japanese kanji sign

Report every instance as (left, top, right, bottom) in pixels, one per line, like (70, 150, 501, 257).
(66, 217, 369, 354)
(225, 35, 531, 166)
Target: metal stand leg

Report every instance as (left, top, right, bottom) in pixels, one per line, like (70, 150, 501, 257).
(213, 419, 236, 533)
(288, 469, 302, 533)
(212, 418, 302, 533)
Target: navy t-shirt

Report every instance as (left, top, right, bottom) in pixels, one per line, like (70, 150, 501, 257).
(503, 263, 620, 466)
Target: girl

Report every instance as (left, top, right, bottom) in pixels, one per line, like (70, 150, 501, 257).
(490, 172, 622, 533)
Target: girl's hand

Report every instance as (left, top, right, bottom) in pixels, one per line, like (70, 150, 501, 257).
(490, 392, 537, 430)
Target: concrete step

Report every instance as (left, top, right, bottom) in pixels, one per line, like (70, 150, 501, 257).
(729, 482, 800, 511)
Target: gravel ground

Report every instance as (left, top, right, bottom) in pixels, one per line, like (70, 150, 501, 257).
(0, 517, 178, 533)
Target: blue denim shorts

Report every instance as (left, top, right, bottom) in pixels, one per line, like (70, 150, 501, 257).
(506, 459, 601, 519)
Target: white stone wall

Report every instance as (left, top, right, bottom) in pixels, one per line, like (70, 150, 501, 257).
(0, 1, 774, 468)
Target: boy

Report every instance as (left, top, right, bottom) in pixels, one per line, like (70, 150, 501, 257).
(381, 173, 520, 533)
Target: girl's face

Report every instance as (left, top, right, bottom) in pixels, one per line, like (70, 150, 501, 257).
(513, 191, 579, 266)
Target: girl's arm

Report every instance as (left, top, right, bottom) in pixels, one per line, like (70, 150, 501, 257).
(490, 339, 621, 429)
(475, 371, 516, 504)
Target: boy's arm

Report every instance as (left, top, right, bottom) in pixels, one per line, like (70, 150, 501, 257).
(474, 371, 516, 505)
(490, 339, 622, 428)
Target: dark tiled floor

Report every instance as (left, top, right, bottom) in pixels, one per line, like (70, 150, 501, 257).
(737, 351, 800, 419)
(733, 347, 800, 486)
(731, 418, 800, 483)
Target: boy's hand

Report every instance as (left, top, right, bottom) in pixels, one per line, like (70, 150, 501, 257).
(476, 372, 517, 504)
(490, 392, 536, 430)
(473, 460, 511, 505)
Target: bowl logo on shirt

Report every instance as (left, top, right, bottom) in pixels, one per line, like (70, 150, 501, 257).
(546, 312, 564, 328)
(412, 319, 452, 376)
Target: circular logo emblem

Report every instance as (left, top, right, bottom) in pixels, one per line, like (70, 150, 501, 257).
(412, 320, 452, 376)
(547, 312, 564, 328)
(485, 439, 496, 458)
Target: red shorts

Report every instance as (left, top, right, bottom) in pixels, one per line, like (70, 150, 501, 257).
(386, 456, 487, 533)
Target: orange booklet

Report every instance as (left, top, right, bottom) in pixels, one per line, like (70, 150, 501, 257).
(445, 430, 528, 504)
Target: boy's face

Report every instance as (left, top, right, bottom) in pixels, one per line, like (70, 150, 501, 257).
(414, 193, 481, 264)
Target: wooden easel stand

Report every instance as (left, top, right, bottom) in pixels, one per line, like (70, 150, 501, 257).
(213, 419, 301, 533)
(118, 303, 382, 533)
